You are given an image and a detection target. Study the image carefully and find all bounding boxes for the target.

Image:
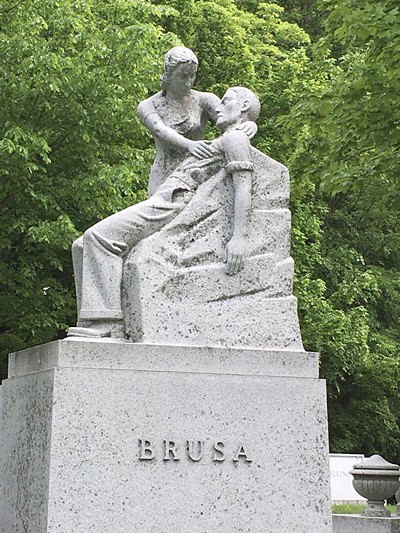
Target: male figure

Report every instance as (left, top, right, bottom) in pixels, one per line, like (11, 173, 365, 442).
(69, 87, 261, 338)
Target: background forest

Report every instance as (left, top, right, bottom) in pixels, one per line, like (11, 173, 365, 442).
(0, 0, 399, 459)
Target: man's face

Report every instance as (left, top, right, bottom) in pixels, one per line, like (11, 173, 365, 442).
(215, 89, 242, 131)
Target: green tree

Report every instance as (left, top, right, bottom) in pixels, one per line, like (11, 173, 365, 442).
(0, 0, 179, 377)
(247, 0, 322, 39)
(285, 0, 400, 458)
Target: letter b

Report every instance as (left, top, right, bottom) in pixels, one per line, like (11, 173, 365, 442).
(139, 439, 155, 460)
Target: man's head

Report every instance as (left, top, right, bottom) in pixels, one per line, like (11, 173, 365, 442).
(215, 87, 261, 131)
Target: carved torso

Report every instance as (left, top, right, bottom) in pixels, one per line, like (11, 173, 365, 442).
(141, 90, 218, 195)
(151, 91, 208, 140)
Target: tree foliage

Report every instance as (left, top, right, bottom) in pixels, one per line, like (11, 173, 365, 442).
(285, 0, 400, 458)
(0, 0, 178, 363)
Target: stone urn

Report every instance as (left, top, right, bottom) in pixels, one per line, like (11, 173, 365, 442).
(350, 455, 400, 517)
(396, 487, 400, 515)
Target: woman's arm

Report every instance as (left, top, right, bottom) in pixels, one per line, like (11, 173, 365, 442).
(137, 99, 214, 159)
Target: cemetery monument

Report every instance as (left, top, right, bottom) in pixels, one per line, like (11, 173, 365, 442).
(0, 47, 332, 532)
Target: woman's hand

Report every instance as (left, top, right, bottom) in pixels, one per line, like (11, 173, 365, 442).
(187, 140, 215, 159)
(237, 121, 257, 140)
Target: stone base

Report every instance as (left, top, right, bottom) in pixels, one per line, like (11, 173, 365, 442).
(333, 515, 400, 533)
(124, 252, 303, 350)
(0, 340, 332, 533)
(122, 147, 303, 351)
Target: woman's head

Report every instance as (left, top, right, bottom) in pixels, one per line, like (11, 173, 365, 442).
(161, 46, 198, 94)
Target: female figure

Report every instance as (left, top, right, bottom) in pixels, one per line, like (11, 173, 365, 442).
(138, 46, 255, 195)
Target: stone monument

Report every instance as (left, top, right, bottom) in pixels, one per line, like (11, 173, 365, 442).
(333, 455, 400, 533)
(0, 47, 332, 532)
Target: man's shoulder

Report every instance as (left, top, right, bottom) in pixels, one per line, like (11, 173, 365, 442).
(221, 128, 250, 147)
(220, 128, 251, 162)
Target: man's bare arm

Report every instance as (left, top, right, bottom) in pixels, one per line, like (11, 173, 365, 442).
(225, 170, 252, 275)
(222, 130, 253, 275)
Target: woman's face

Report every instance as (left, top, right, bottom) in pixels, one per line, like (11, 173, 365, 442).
(164, 62, 197, 96)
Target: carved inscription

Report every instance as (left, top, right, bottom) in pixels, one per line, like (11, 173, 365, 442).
(187, 439, 204, 462)
(139, 440, 155, 460)
(138, 439, 252, 463)
(213, 441, 225, 462)
(164, 440, 179, 461)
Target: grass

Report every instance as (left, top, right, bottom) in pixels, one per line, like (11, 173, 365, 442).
(332, 503, 397, 515)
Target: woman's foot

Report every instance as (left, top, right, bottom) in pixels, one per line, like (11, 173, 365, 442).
(68, 320, 125, 338)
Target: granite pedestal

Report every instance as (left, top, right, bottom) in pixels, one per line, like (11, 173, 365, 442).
(333, 514, 400, 533)
(0, 339, 332, 532)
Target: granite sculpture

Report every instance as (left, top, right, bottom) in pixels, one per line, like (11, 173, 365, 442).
(1, 47, 333, 532)
(69, 46, 303, 350)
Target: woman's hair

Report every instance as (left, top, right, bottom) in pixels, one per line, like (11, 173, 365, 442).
(161, 46, 198, 89)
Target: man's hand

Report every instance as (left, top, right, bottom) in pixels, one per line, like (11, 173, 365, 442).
(237, 121, 257, 140)
(224, 235, 246, 275)
(187, 140, 215, 158)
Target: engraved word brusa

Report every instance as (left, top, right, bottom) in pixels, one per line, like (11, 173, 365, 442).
(138, 439, 252, 463)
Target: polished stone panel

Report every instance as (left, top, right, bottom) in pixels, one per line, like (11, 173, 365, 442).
(0, 340, 332, 533)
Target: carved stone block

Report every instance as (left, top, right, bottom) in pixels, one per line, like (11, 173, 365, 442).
(0, 340, 332, 533)
(123, 150, 302, 349)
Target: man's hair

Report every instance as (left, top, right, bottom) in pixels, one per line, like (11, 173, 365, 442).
(161, 46, 198, 87)
(230, 87, 261, 122)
